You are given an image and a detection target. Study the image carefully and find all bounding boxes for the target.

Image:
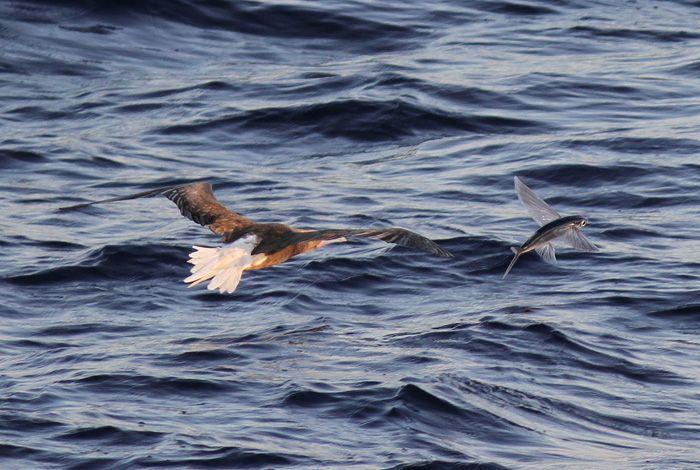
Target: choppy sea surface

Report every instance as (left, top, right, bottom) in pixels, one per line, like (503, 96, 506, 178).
(1, 1, 699, 468)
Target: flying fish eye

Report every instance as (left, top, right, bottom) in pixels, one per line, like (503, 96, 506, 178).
(581, 220, 587, 227)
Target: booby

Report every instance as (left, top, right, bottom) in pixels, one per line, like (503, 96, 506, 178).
(62, 182, 452, 294)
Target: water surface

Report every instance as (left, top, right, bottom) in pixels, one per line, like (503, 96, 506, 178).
(1, 1, 699, 468)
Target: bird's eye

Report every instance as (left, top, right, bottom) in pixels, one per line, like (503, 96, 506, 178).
(581, 220, 587, 226)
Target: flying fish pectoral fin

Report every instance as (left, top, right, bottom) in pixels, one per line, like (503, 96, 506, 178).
(563, 227, 598, 252)
(514, 176, 561, 226)
(534, 243, 557, 264)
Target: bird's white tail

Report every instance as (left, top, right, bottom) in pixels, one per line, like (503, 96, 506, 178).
(183, 234, 259, 294)
(502, 247, 521, 279)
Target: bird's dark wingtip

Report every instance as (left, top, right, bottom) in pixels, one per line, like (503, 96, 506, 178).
(428, 242, 454, 258)
(55, 184, 181, 214)
(56, 202, 93, 212)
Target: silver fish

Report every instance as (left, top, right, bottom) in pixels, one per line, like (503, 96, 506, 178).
(503, 176, 598, 278)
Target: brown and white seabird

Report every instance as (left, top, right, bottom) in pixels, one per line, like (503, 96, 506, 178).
(62, 182, 452, 294)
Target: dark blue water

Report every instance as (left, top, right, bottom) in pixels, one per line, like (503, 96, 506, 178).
(2, 1, 699, 468)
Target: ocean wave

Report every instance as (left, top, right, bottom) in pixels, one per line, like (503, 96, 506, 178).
(568, 25, 700, 43)
(563, 137, 700, 155)
(131, 446, 301, 467)
(518, 163, 653, 185)
(70, 372, 235, 396)
(4, 244, 186, 285)
(473, 0, 559, 16)
(392, 319, 687, 385)
(388, 461, 509, 470)
(57, 425, 164, 445)
(0, 149, 47, 169)
(155, 99, 546, 142)
(647, 304, 700, 320)
(22, 0, 427, 51)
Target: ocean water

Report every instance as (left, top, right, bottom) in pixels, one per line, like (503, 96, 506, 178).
(1, 0, 699, 468)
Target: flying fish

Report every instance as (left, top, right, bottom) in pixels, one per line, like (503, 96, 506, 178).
(503, 176, 598, 278)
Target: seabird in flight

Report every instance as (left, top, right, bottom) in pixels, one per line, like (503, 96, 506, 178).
(62, 182, 452, 294)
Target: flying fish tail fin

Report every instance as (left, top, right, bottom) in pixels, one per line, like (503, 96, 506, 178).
(503, 247, 521, 279)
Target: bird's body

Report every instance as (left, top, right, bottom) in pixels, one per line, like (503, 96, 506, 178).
(503, 177, 598, 278)
(62, 182, 452, 293)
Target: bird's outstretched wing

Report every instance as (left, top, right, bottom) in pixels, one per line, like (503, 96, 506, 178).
(60, 182, 252, 235)
(255, 227, 453, 258)
(514, 176, 560, 226)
